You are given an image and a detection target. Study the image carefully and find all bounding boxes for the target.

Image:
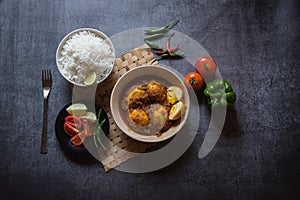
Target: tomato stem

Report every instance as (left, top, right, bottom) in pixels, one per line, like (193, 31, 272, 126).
(189, 78, 197, 85)
(203, 64, 209, 71)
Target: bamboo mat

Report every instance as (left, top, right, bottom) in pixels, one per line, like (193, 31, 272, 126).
(94, 44, 158, 171)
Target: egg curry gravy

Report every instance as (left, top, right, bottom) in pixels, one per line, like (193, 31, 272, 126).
(121, 81, 185, 136)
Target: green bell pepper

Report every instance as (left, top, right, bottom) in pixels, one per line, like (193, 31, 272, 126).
(203, 79, 236, 108)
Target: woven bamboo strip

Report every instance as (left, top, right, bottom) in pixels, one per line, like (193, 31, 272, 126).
(95, 44, 158, 171)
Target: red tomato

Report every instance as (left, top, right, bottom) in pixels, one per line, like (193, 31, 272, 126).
(70, 131, 85, 146)
(184, 72, 204, 91)
(63, 122, 80, 137)
(194, 56, 217, 77)
(65, 115, 82, 129)
(82, 119, 94, 136)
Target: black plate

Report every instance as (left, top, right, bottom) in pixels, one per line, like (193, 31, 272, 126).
(55, 100, 109, 162)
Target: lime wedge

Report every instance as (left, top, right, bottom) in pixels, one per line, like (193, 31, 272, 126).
(66, 103, 88, 116)
(80, 112, 97, 122)
(84, 72, 97, 85)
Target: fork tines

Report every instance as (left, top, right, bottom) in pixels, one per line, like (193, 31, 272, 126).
(42, 70, 52, 84)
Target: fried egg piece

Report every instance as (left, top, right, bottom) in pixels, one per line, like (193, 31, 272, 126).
(169, 101, 185, 120)
(167, 86, 183, 104)
(129, 109, 150, 127)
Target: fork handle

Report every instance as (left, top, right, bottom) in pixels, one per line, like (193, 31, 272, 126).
(40, 99, 48, 154)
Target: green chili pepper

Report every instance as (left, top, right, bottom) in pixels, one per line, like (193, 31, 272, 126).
(144, 19, 179, 34)
(156, 52, 184, 60)
(144, 39, 164, 50)
(171, 52, 184, 57)
(94, 108, 107, 150)
(144, 32, 175, 41)
(144, 33, 166, 40)
(203, 79, 236, 108)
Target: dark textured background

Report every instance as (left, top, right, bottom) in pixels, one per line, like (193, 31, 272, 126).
(1, 0, 299, 199)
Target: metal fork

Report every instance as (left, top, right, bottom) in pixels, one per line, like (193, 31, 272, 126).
(41, 70, 52, 154)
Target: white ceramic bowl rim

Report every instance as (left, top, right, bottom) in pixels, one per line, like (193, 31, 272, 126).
(110, 65, 190, 143)
(56, 28, 116, 86)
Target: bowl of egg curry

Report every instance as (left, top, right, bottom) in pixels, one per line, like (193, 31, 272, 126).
(110, 65, 190, 143)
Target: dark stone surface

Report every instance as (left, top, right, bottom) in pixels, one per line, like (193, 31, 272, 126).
(0, 0, 299, 199)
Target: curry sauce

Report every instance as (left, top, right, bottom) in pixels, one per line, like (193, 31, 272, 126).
(120, 80, 184, 136)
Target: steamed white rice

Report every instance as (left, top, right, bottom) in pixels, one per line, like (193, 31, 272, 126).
(58, 30, 114, 85)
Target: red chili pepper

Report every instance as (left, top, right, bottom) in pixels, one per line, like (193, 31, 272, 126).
(65, 115, 82, 129)
(166, 38, 174, 56)
(63, 122, 80, 137)
(156, 44, 179, 55)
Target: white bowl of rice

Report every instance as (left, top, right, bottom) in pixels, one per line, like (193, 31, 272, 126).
(56, 28, 115, 86)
